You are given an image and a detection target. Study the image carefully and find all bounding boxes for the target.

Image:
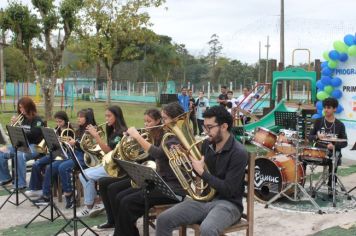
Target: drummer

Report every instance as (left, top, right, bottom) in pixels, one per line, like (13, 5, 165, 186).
(308, 97, 348, 193)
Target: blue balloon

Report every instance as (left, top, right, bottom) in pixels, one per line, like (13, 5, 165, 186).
(331, 89, 342, 99)
(316, 101, 323, 110)
(317, 109, 323, 115)
(339, 53, 348, 62)
(330, 77, 342, 87)
(316, 80, 325, 90)
(312, 114, 322, 119)
(321, 76, 332, 85)
(329, 50, 340, 60)
(336, 105, 344, 114)
(321, 61, 328, 68)
(344, 34, 355, 46)
(321, 67, 333, 76)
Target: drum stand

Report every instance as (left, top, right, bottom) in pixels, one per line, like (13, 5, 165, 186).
(265, 116, 323, 213)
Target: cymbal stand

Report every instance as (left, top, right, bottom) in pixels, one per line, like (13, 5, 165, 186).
(265, 114, 322, 213)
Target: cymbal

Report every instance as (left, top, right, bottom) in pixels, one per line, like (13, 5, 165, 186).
(320, 137, 347, 142)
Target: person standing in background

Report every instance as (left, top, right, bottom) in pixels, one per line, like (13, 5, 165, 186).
(188, 89, 197, 135)
(178, 87, 190, 112)
(195, 91, 210, 135)
(217, 86, 228, 107)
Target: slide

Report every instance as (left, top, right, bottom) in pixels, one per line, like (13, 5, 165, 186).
(243, 99, 296, 133)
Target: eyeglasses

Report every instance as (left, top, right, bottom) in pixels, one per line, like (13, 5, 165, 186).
(203, 124, 220, 133)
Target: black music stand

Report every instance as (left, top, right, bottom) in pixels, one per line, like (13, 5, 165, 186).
(117, 159, 183, 236)
(348, 143, 356, 194)
(0, 126, 36, 210)
(25, 127, 68, 228)
(54, 142, 98, 236)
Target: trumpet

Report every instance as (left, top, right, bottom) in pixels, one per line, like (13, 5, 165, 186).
(11, 113, 24, 127)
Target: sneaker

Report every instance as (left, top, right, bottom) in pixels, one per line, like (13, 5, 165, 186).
(25, 190, 42, 199)
(0, 178, 12, 186)
(89, 203, 105, 217)
(77, 206, 91, 218)
(34, 196, 50, 206)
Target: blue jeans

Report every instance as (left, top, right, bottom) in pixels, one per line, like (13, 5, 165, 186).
(42, 150, 85, 197)
(0, 144, 39, 188)
(29, 155, 52, 191)
(79, 165, 108, 205)
(156, 198, 241, 236)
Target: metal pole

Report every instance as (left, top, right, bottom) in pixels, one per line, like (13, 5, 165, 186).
(265, 36, 270, 83)
(258, 41, 261, 84)
(280, 0, 285, 65)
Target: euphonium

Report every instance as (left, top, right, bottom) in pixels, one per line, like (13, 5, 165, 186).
(81, 123, 106, 167)
(161, 112, 216, 201)
(102, 128, 157, 177)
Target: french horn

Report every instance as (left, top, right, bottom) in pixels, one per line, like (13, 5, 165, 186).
(81, 123, 107, 167)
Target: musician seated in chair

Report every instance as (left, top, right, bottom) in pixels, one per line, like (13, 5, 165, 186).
(78, 105, 128, 217)
(0, 97, 44, 189)
(156, 105, 249, 236)
(94, 108, 163, 231)
(25, 111, 73, 199)
(34, 109, 95, 207)
(308, 97, 348, 194)
(111, 102, 186, 236)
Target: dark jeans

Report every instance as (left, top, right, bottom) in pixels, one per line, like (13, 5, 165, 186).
(197, 119, 204, 135)
(98, 177, 131, 225)
(115, 188, 180, 236)
(190, 113, 197, 135)
(29, 155, 52, 191)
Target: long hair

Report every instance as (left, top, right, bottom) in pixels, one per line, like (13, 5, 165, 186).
(76, 108, 97, 138)
(54, 111, 72, 135)
(144, 108, 163, 145)
(106, 105, 127, 138)
(162, 102, 185, 120)
(17, 97, 37, 120)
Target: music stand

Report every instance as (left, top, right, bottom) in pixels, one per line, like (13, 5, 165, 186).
(54, 142, 98, 236)
(25, 127, 68, 228)
(117, 159, 183, 236)
(0, 126, 36, 210)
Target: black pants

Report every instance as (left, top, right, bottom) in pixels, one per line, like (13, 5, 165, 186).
(197, 119, 204, 135)
(115, 188, 180, 236)
(190, 113, 197, 135)
(98, 177, 132, 225)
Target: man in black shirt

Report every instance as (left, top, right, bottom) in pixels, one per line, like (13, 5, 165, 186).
(217, 85, 228, 107)
(156, 105, 249, 236)
(308, 97, 347, 190)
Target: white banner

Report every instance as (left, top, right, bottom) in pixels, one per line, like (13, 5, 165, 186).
(334, 56, 356, 156)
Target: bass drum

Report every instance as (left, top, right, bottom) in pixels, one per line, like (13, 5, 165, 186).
(254, 154, 305, 202)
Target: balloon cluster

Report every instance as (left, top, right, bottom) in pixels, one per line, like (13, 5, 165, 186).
(313, 34, 356, 119)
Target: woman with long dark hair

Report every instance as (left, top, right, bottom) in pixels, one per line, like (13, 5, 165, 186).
(78, 105, 128, 217)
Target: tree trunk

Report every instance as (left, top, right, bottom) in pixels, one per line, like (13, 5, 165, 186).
(95, 60, 100, 102)
(106, 69, 112, 106)
(43, 78, 56, 120)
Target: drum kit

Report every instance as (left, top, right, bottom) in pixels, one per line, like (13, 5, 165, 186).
(251, 126, 350, 211)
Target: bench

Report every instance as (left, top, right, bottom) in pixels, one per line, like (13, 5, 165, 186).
(179, 152, 255, 236)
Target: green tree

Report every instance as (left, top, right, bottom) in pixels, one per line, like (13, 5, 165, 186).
(207, 33, 222, 84)
(79, 0, 164, 106)
(0, 0, 83, 119)
(3, 46, 34, 82)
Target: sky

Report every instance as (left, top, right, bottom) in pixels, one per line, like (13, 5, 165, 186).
(1, 0, 356, 65)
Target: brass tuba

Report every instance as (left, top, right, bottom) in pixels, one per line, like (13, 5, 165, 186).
(102, 128, 157, 177)
(161, 112, 216, 201)
(81, 123, 107, 167)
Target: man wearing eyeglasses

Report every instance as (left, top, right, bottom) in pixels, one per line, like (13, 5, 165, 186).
(156, 105, 249, 236)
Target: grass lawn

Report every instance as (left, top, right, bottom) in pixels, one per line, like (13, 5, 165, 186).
(0, 98, 156, 128)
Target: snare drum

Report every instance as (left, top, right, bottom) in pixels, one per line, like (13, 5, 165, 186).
(254, 154, 305, 201)
(251, 127, 277, 151)
(274, 143, 297, 155)
(300, 147, 328, 162)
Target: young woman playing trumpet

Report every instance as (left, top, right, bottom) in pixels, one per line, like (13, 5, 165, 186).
(34, 109, 96, 208)
(0, 97, 44, 189)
